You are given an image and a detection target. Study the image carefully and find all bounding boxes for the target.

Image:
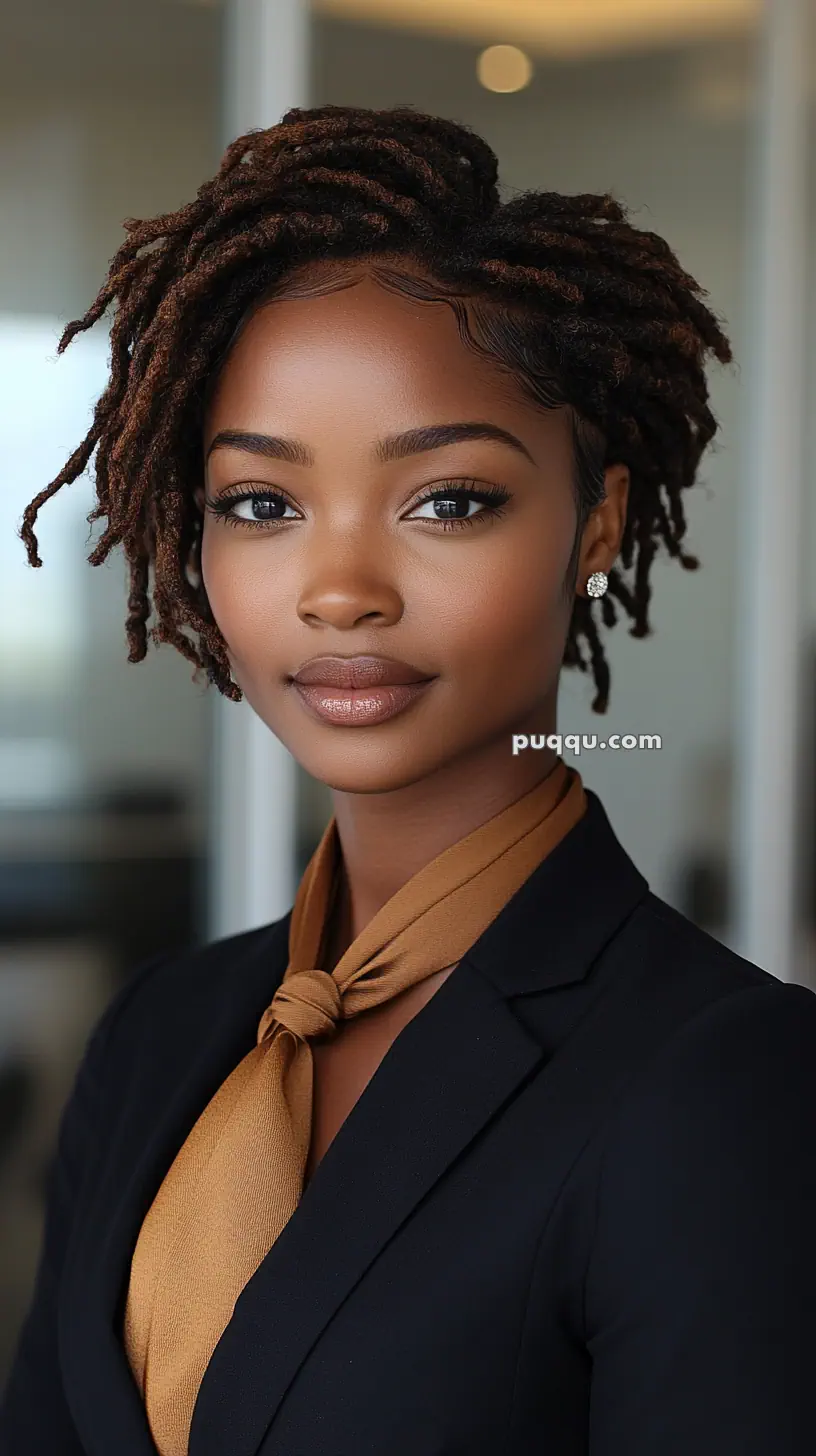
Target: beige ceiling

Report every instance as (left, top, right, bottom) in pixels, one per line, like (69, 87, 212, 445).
(312, 0, 759, 58)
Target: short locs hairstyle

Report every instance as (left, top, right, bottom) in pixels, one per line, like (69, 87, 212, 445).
(18, 103, 732, 713)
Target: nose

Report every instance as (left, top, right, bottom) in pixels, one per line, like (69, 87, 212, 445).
(296, 566, 404, 631)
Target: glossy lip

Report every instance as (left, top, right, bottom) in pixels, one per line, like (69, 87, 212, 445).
(291, 679, 435, 727)
(287, 656, 436, 728)
(289, 654, 434, 689)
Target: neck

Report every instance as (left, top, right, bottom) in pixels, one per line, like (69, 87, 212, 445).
(329, 726, 561, 948)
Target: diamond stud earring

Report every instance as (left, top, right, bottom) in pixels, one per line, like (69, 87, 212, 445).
(586, 570, 608, 598)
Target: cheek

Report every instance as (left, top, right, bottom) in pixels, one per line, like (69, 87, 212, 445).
(425, 516, 573, 684)
(200, 532, 287, 659)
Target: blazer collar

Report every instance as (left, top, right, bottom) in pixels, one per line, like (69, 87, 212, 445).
(60, 786, 648, 1456)
(467, 788, 650, 997)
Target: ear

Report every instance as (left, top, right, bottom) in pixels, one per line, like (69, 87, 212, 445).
(193, 484, 206, 513)
(575, 463, 629, 596)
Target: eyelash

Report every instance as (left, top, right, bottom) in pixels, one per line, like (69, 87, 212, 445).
(204, 479, 512, 534)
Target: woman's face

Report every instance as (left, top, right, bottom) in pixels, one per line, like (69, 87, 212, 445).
(197, 259, 625, 794)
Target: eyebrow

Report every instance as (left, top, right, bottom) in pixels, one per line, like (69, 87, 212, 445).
(205, 421, 537, 467)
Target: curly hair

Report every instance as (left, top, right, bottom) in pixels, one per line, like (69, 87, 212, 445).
(18, 103, 732, 713)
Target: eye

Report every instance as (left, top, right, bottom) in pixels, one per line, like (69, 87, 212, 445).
(204, 487, 298, 530)
(404, 480, 511, 531)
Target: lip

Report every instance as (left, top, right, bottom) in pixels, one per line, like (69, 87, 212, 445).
(290, 655, 433, 688)
(288, 656, 437, 728)
(292, 680, 434, 727)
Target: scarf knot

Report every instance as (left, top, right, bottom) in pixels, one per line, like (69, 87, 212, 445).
(257, 967, 342, 1045)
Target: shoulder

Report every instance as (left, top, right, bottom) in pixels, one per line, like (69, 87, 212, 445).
(575, 883, 816, 1219)
(587, 915, 816, 1275)
(602, 963, 816, 1150)
(600, 886, 816, 1136)
(86, 914, 291, 1072)
(623, 888, 781, 992)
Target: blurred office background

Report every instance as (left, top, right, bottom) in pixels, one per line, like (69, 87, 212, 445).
(1, 0, 814, 1379)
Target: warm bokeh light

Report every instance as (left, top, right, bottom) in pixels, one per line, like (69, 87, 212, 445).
(476, 44, 533, 94)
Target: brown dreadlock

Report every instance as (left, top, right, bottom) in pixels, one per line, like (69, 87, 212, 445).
(18, 103, 732, 713)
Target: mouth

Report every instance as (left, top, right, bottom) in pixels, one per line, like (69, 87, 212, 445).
(288, 655, 437, 727)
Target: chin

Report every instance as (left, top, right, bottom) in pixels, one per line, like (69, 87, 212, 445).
(290, 738, 450, 796)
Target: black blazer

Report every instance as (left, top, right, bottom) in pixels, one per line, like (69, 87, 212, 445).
(3, 789, 816, 1456)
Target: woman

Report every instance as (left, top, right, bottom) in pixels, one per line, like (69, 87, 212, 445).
(2, 104, 815, 1456)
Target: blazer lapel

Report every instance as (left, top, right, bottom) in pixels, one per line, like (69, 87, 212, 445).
(189, 790, 650, 1456)
(59, 916, 293, 1456)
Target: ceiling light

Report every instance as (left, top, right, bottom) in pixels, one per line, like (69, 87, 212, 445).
(477, 44, 533, 93)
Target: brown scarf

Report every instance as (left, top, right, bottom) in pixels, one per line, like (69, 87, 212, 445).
(123, 758, 586, 1456)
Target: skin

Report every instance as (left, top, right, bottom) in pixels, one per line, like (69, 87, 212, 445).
(194, 257, 629, 960)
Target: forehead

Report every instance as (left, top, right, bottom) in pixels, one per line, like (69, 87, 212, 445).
(202, 259, 572, 463)
(208, 264, 522, 405)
